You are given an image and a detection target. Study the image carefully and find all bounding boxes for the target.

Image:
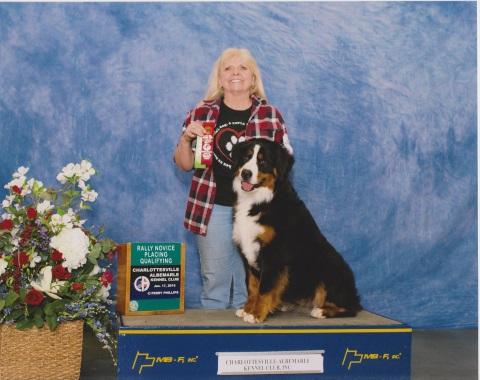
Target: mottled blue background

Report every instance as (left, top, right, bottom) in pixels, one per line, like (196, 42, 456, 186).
(0, 2, 476, 328)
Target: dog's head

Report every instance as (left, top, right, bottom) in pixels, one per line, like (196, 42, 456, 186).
(232, 139, 294, 198)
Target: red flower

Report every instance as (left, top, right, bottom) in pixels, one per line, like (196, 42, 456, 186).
(20, 225, 32, 239)
(12, 252, 29, 268)
(71, 282, 84, 292)
(19, 226, 33, 247)
(25, 288, 45, 306)
(100, 270, 113, 287)
(26, 207, 37, 220)
(52, 264, 71, 280)
(0, 219, 13, 231)
(50, 249, 63, 262)
(11, 185, 22, 194)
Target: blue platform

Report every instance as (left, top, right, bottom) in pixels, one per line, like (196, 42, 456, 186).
(118, 309, 411, 379)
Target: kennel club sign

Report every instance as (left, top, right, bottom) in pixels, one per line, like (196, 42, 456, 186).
(117, 242, 185, 315)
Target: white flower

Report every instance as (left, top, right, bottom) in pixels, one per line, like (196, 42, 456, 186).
(63, 163, 76, 176)
(31, 266, 64, 299)
(4, 175, 32, 196)
(50, 214, 69, 232)
(81, 189, 98, 202)
(50, 227, 90, 271)
(1, 213, 11, 220)
(97, 283, 111, 301)
(89, 264, 101, 276)
(49, 209, 77, 231)
(0, 258, 7, 276)
(56, 163, 76, 184)
(50, 214, 62, 226)
(37, 200, 54, 214)
(80, 160, 95, 181)
(78, 180, 98, 203)
(2, 195, 15, 208)
(56, 161, 96, 185)
(29, 251, 42, 268)
(27, 178, 44, 192)
(4, 177, 25, 190)
(66, 208, 83, 226)
(13, 166, 29, 178)
(56, 173, 66, 184)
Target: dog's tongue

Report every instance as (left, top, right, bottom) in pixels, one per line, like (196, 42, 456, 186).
(241, 181, 254, 192)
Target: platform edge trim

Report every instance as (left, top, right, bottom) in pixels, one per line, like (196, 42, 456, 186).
(119, 327, 412, 335)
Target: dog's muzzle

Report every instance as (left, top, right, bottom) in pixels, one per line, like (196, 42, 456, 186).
(240, 169, 256, 192)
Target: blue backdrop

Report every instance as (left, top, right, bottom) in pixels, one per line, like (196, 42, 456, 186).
(0, 2, 476, 329)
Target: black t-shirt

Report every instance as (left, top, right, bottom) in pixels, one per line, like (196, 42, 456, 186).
(213, 101, 251, 205)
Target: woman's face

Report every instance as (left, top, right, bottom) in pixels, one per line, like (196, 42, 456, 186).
(219, 55, 254, 98)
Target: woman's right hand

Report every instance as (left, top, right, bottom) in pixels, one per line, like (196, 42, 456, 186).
(181, 121, 205, 143)
(175, 121, 206, 171)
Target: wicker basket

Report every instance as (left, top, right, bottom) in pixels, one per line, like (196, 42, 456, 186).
(0, 320, 83, 380)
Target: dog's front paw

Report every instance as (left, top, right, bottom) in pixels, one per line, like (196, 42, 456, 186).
(235, 308, 246, 318)
(243, 313, 260, 324)
(310, 307, 326, 319)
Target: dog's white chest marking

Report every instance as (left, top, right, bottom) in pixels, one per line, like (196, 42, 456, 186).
(233, 202, 262, 270)
(233, 143, 274, 270)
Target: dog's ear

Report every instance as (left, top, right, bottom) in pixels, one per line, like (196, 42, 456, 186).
(275, 144, 294, 180)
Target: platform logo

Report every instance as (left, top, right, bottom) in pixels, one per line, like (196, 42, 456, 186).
(342, 348, 403, 370)
(131, 351, 199, 374)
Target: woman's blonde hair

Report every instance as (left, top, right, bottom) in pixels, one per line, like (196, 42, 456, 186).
(203, 48, 267, 101)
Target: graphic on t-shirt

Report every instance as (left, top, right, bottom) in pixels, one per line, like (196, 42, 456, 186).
(214, 121, 246, 170)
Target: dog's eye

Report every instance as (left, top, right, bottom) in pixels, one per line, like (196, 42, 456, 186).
(242, 149, 254, 161)
(257, 152, 265, 165)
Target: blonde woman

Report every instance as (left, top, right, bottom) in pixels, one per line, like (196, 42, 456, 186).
(174, 48, 293, 309)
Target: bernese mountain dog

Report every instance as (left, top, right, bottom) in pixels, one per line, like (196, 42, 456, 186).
(232, 139, 362, 324)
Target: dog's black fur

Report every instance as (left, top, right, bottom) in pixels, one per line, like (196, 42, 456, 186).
(232, 139, 361, 323)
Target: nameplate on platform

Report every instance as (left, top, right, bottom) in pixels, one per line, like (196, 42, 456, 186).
(117, 242, 185, 316)
(216, 350, 325, 375)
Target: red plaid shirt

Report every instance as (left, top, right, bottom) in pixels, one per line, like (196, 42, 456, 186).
(180, 95, 293, 236)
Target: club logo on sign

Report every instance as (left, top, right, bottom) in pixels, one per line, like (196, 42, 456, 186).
(134, 276, 151, 292)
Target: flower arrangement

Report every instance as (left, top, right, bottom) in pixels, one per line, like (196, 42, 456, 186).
(0, 161, 117, 364)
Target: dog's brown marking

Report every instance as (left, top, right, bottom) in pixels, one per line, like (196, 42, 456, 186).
(257, 225, 276, 246)
(312, 283, 327, 308)
(257, 172, 276, 190)
(243, 270, 260, 314)
(253, 269, 289, 322)
(322, 302, 347, 318)
(311, 285, 347, 317)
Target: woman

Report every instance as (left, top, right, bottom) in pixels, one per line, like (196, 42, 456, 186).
(174, 48, 293, 309)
